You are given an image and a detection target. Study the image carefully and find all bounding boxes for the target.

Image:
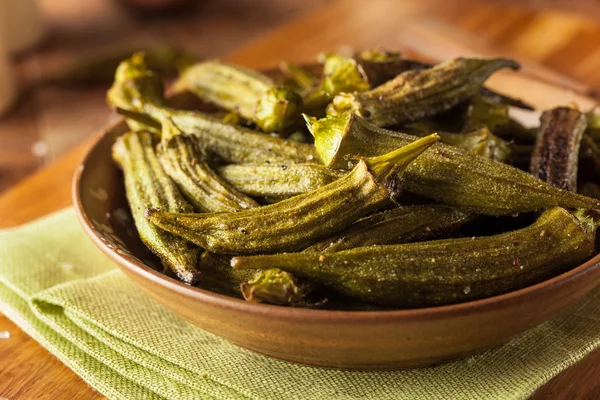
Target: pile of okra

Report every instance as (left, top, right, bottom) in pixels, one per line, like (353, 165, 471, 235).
(108, 49, 600, 310)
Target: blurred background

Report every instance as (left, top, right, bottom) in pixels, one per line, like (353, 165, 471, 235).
(2, 0, 600, 193)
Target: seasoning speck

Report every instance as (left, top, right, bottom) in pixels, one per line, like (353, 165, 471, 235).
(540, 230, 546, 237)
(425, 226, 431, 232)
(463, 286, 471, 295)
(513, 256, 520, 268)
(319, 255, 326, 262)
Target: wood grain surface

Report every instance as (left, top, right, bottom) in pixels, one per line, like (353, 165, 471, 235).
(3, 0, 600, 398)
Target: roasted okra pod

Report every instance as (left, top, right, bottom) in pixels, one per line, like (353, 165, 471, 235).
(216, 163, 345, 200)
(530, 107, 587, 192)
(199, 252, 310, 306)
(407, 126, 512, 163)
(327, 57, 520, 127)
(145, 135, 439, 254)
(173, 60, 302, 133)
(158, 127, 259, 212)
(112, 131, 200, 284)
(122, 105, 319, 165)
(306, 205, 475, 253)
(307, 112, 600, 215)
(233, 207, 599, 306)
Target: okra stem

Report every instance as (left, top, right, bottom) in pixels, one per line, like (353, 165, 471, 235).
(530, 107, 587, 192)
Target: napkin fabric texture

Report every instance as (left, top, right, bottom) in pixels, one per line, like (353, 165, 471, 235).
(2, 208, 600, 400)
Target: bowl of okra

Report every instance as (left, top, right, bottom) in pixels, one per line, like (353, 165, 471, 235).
(73, 50, 600, 369)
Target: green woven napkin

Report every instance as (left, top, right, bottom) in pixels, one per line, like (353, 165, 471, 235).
(3, 208, 600, 400)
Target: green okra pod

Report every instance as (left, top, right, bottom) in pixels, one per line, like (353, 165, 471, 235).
(530, 107, 587, 192)
(307, 112, 600, 215)
(279, 62, 319, 91)
(158, 125, 259, 212)
(327, 57, 519, 127)
(145, 134, 440, 254)
(305, 205, 475, 253)
(408, 126, 512, 163)
(119, 106, 319, 165)
(173, 60, 303, 133)
(216, 163, 345, 199)
(463, 95, 510, 134)
(354, 52, 533, 110)
(198, 252, 310, 305)
(301, 54, 371, 117)
(233, 207, 599, 307)
(112, 131, 200, 284)
(106, 53, 166, 134)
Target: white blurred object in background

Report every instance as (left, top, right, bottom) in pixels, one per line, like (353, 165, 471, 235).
(3, 0, 45, 54)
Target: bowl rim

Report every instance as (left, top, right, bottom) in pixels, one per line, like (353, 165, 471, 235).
(73, 79, 600, 325)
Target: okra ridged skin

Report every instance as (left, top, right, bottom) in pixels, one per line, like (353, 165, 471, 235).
(233, 207, 597, 307)
(112, 131, 200, 284)
(327, 57, 520, 127)
(308, 112, 600, 215)
(146, 161, 392, 254)
(216, 164, 345, 199)
(158, 134, 259, 212)
(305, 205, 475, 253)
(106, 53, 165, 134)
(407, 126, 512, 163)
(145, 135, 439, 254)
(530, 107, 587, 192)
(173, 60, 302, 133)
(141, 105, 320, 165)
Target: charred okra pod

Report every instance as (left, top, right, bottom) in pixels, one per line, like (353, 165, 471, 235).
(173, 60, 302, 133)
(112, 131, 200, 284)
(307, 112, 600, 215)
(158, 125, 259, 212)
(145, 135, 440, 254)
(216, 163, 345, 199)
(530, 107, 587, 192)
(327, 57, 519, 127)
(233, 207, 599, 307)
(305, 205, 475, 253)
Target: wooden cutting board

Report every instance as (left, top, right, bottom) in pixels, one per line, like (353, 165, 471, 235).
(2, 0, 600, 398)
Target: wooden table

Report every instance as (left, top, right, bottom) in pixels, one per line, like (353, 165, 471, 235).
(3, 0, 600, 398)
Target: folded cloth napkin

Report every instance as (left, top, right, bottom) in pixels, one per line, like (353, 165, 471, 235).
(3, 208, 600, 400)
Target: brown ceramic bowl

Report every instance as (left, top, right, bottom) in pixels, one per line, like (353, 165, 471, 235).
(73, 65, 600, 369)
